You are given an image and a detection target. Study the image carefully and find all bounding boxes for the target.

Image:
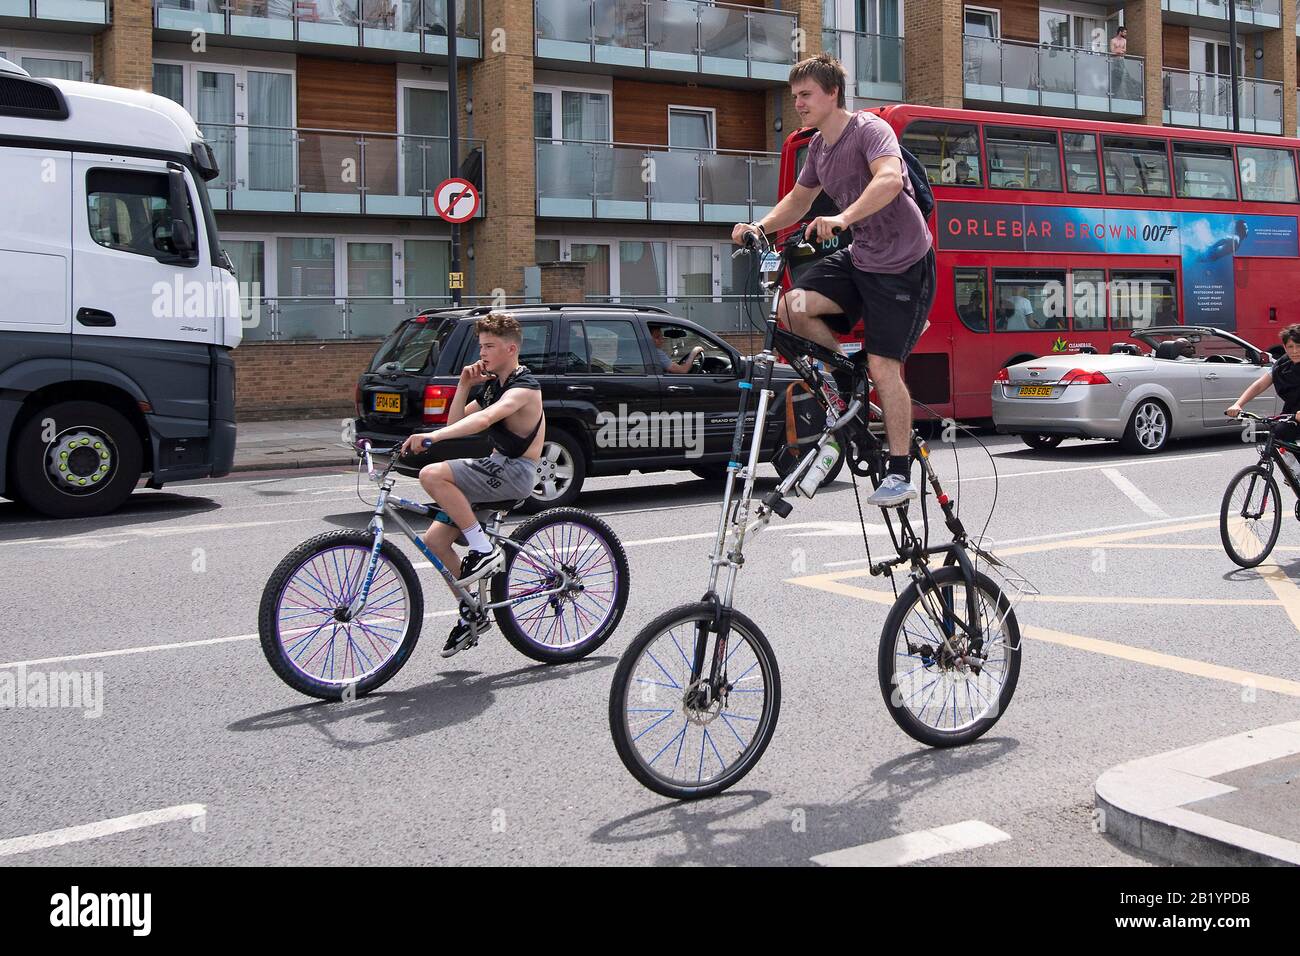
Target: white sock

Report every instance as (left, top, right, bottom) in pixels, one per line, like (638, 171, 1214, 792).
(463, 522, 491, 553)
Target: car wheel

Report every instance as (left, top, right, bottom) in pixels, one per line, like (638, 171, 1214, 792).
(1022, 434, 1064, 451)
(10, 401, 143, 518)
(1120, 400, 1170, 454)
(525, 428, 585, 511)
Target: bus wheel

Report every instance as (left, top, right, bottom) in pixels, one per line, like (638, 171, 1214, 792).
(10, 401, 143, 518)
(1022, 434, 1064, 451)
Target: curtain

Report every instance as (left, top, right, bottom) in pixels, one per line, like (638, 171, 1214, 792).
(403, 87, 450, 195)
(562, 91, 609, 142)
(677, 246, 712, 298)
(22, 58, 83, 81)
(570, 244, 611, 297)
(152, 64, 184, 107)
(620, 241, 667, 297)
(405, 240, 451, 299)
(248, 71, 293, 192)
(197, 71, 236, 191)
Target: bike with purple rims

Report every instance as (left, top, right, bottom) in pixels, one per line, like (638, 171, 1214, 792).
(257, 439, 630, 700)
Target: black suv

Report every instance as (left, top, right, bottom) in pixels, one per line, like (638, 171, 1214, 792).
(354, 304, 836, 508)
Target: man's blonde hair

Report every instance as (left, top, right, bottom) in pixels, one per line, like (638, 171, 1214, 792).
(788, 53, 847, 109)
(476, 311, 522, 346)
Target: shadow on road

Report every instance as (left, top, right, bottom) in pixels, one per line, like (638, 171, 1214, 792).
(228, 655, 616, 749)
(0, 492, 220, 537)
(592, 736, 1018, 866)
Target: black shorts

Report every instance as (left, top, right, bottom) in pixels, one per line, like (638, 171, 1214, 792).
(791, 247, 936, 361)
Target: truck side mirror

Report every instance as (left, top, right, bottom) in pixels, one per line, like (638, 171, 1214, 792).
(171, 218, 195, 255)
(166, 168, 198, 261)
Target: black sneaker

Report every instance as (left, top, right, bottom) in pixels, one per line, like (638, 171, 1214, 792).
(442, 618, 484, 658)
(456, 547, 503, 586)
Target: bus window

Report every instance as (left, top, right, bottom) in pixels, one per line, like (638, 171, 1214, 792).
(1238, 146, 1299, 203)
(992, 270, 1068, 332)
(901, 120, 981, 186)
(1172, 141, 1236, 200)
(1064, 133, 1101, 193)
(1109, 271, 1177, 329)
(1070, 270, 1107, 331)
(1102, 137, 1171, 197)
(986, 127, 1061, 191)
(954, 268, 987, 332)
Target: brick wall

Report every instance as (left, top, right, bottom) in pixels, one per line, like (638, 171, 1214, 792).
(1124, 0, 1165, 127)
(903, 0, 963, 109)
(233, 341, 381, 420)
(1262, 0, 1297, 140)
(94, 0, 153, 90)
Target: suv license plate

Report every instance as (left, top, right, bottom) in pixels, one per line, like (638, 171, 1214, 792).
(374, 392, 402, 413)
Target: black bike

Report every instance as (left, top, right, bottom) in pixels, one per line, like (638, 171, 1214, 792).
(1220, 410, 1300, 568)
(608, 227, 1026, 799)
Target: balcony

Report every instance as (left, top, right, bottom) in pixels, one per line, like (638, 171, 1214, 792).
(1163, 68, 1282, 135)
(535, 139, 777, 223)
(535, 0, 797, 85)
(1161, 0, 1281, 32)
(201, 124, 486, 217)
(0, 0, 108, 27)
(153, 0, 481, 59)
(241, 295, 521, 341)
(963, 35, 1144, 117)
(821, 29, 904, 102)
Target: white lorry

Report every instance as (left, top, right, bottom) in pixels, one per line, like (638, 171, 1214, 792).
(0, 57, 241, 518)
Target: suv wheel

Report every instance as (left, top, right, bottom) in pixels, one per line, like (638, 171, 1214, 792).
(526, 428, 585, 511)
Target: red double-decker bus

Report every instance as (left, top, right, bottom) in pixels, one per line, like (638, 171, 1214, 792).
(777, 104, 1300, 420)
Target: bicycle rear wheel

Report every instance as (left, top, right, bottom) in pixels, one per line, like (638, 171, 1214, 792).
(609, 603, 780, 800)
(258, 530, 423, 700)
(878, 565, 1020, 748)
(1220, 465, 1282, 569)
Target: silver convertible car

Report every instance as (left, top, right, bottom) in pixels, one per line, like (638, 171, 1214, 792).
(992, 326, 1281, 454)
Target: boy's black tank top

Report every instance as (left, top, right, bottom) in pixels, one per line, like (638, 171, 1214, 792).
(469, 366, 544, 458)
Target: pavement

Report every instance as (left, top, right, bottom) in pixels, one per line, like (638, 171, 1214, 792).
(6, 424, 1300, 865)
(231, 417, 356, 472)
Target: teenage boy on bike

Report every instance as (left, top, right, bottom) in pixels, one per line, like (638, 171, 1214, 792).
(1226, 324, 1300, 446)
(731, 52, 936, 507)
(401, 312, 545, 657)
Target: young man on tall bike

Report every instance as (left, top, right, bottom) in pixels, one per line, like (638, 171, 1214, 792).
(1226, 323, 1300, 441)
(400, 312, 545, 657)
(731, 52, 936, 508)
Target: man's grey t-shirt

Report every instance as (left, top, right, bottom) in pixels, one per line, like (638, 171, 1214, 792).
(796, 111, 932, 275)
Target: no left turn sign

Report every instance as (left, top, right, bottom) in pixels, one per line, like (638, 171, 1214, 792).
(434, 178, 480, 223)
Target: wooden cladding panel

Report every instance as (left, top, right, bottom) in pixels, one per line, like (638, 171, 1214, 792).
(1163, 24, 1190, 71)
(612, 78, 767, 152)
(296, 57, 398, 195)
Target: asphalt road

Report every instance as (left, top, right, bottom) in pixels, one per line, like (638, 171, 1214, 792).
(3, 428, 1300, 866)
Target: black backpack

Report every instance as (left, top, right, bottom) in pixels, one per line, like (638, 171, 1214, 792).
(899, 145, 934, 219)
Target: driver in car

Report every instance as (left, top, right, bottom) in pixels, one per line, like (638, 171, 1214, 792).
(650, 325, 704, 374)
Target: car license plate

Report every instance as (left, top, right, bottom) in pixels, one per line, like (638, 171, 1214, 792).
(1016, 385, 1053, 398)
(373, 392, 402, 414)
(760, 252, 781, 273)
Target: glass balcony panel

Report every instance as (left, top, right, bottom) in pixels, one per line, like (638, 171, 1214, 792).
(962, 35, 1002, 101)
(35, 0, 107, 24)
(361, 0, 421, 51)
(749, 154, 777, 220)
(297, 0, 362, 47)
(536, 0, 593, 61)
(297, 130, 363, 214)
(700, 152, 750, 223)
(747, 8, 796, 80)
(649, 149, 699, 220)
(155, 0, 225, 34)
(595, 144, 649, 219)
(647, 0, 699, 72)
(274, 298, 347, 340)
(1000, 41, 1039, 105)
(536, 141, 596, 217)
(422, 0, 482, 55)
(593, 0, 647, 67)
(1038, 45, 1075, 106)
(229, 0, 295, 40)
(853, 32, 903, 100)
(348, 299, 410, 339)
(698, 5, 749, 77)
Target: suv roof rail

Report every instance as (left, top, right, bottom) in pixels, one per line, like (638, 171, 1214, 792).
(416, 303, 673, 318)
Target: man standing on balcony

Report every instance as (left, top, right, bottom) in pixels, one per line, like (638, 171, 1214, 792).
(1109, 26, 1128, 97)
(730, 53, 934, 508)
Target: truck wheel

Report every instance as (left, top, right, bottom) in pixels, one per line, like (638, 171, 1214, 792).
(10, 401, 143, 518)
(523, 427, 585, 512)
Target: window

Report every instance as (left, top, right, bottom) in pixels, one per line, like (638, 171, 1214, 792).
(570, 242, 612, 297)
(533, 91, 552, 140)
(224, 239, 265, 334)
(535, 238, 561, 263)
(21, 57, 84, 81)
(153, 63, 183, 106)
(1173, 142, 1236, 200)
(1070, 270, 1107, 331)
(668, 107, 715, 151)
(1239, 146, 1298, 203)
(954, 268, 988, 332)
(277, 237, 335, 297)
(1040, 8, 1111, 51)
(992, 270, 1068, 332)
(461, 321, 555, 375)
(86, 169, 195, 260)
(902, 120, 981, 186)
(619, 241, 667, 297)
(371, 318, 457, 373)
(1102, 136, 1171, 197)
(404, 240, 450, 300)
(986, 127, 1061, 191)
(648, 322, 727, 371)
(534, 86, 611, 142)
(1110, 271, 1177, 330)
(1064, 133, 1101, 193)
(567, 319, 646, 374)
(964, 6, 999, 38)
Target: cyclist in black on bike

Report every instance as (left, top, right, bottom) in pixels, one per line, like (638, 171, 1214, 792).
(1226, 324, 1300, 442)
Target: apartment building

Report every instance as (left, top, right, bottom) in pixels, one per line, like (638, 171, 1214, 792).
(2, 0, 1297, 416)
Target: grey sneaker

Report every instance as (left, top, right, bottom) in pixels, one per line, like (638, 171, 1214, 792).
(867, 473, 918, 508)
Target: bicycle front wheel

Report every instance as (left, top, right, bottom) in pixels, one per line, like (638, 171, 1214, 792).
(878, 565, 1021, 748)
(258, 530, 423, 700)
(1220, 465, 1282, 568)
(609, 603, 780, 800)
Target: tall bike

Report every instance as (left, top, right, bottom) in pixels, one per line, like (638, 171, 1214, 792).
(1219, 411, 1300, 568)
(259, 440, 630, 700)
(609, 227, 1026, 799)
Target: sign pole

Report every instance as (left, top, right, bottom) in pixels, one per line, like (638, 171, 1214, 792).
(448, 0, 462, 306)
(1228, 0, 1240, 133)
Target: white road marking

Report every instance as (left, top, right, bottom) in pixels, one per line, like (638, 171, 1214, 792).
(0, 804, 207, 858)
(0, 518, 315, 550)
(1101, 468, 1170, 519)
(0, 609, 459, 671)
(952, 451, 1220, 485)
(811, 820, 1010, 867)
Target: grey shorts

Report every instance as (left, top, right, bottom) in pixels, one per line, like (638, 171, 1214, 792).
(448, 451, 538, 505)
